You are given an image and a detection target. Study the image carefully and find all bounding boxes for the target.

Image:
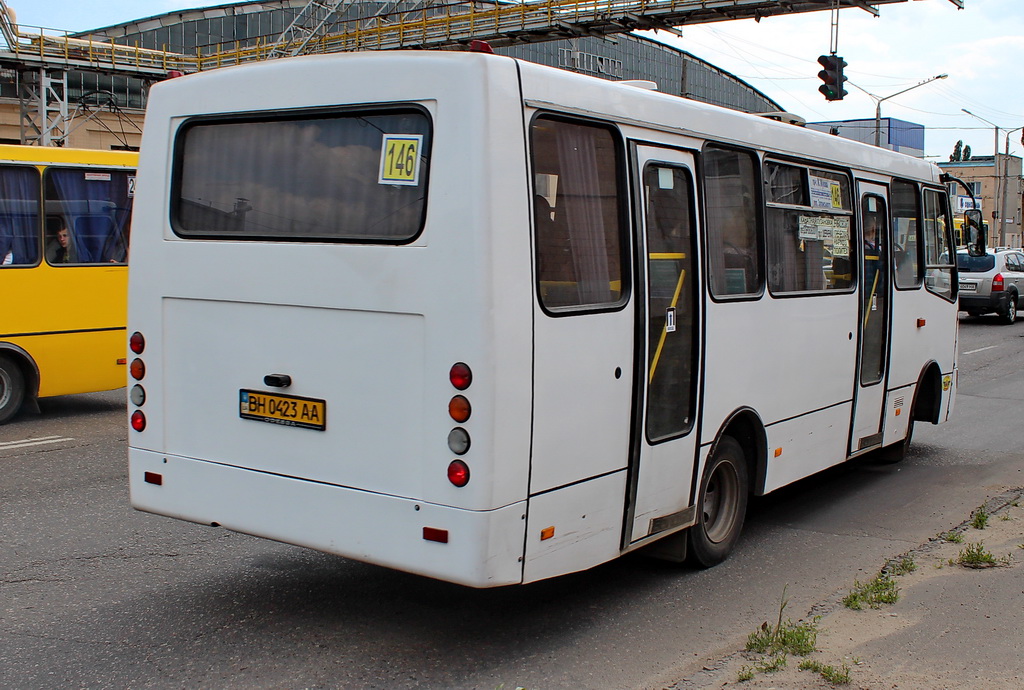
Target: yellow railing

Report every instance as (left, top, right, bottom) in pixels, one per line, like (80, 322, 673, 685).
(3, 0, 923, 74)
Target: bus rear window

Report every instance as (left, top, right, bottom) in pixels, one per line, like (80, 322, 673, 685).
(173, 109, 431, 242)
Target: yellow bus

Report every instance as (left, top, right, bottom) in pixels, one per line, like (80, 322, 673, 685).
(0, 145, 136, 424)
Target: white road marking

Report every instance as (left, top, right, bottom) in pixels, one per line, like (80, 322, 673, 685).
(0, 435, 74, 450)
(962, 345, 999, 355)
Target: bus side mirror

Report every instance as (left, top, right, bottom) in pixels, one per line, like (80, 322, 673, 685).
(965, 209, 986, 257)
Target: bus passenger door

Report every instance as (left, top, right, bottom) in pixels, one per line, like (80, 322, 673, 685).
(625, 146, 702, 547)
(851, 183, 891, 453)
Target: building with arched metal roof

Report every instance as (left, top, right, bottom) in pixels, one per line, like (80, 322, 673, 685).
(1, 0, 783, 149)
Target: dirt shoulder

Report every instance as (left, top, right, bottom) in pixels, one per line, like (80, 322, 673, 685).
(666, 487, 1024, 690)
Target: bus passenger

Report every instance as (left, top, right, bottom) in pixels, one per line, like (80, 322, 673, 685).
(45, 221, 77, 264)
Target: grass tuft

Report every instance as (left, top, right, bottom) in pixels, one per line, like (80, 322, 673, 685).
(888, 556, 917, 576)
(799, 659, 852, 685)
(970, 506, 989, 530)
(956, 541, 1010, 568)
(843, 574, 899, 610)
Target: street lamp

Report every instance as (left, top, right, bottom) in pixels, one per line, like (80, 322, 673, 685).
(999, 125, 1024, 243)
(870, 74, 948, 148)
(962, 109, 1005, 245)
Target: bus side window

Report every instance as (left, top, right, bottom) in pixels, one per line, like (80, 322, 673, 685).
(531, 116, 625, 311)
(891, 179, 922, 288)
(0, 165, 41, 266)
(703, 145, 761, 298)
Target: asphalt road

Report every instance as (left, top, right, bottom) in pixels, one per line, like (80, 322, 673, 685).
(2, 314, 1022, 690)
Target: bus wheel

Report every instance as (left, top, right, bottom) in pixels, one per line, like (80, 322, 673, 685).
(0, 355, 26, 424)
(688, 435, 749, 567)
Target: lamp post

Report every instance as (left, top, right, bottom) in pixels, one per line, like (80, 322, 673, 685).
(962, 109, 1004, 246)
(870, 74, 948, 148)
(1000, 126, 1024, 245)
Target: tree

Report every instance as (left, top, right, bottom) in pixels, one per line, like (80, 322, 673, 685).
(950, 140, 963, 162)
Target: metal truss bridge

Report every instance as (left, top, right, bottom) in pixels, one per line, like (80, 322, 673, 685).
(0, 0, 964, 145)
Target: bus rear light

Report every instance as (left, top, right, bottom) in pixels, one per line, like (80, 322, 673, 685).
(130, 358, 145, 380)
(129, 331, 145, 354)
(131, 410, 147, 431)
(447, 459, 470, 487)
(448, 395, 471, 423)
(423, 527, 449, 543)
(449, 362, 472, 390)
(144, 471, 162, 485)
(992, 273, 1004, 292)
(130, 384, 146, 406)
(447, 427, 470, 455)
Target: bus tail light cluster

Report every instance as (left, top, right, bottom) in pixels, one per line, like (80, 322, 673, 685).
(129, 331, 147, 432)
(446, 362, 473, 487)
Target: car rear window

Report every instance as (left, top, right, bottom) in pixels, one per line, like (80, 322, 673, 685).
(957, 254, 995, 272)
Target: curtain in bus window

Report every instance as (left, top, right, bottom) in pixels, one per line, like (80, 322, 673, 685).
(703, 147, 760, 297)
(0, 166, 40, 266)
(532, 118, 623, 310)
(175, 110, 430, 242)
(923, 189, 954, 300)
(46, 168, 133, 264)
(766, 164, 854, 294)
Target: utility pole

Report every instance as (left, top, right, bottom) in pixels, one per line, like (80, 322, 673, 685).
(999, 126, 1023, 246)
(963, 109, 1004, 246)
(870, 74, 947, 148)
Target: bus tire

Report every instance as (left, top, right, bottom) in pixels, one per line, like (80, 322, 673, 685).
(688, 435, 749, 568)
(0, 355, 26, 425)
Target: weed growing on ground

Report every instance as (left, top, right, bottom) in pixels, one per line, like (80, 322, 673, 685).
(971, 506, 989, 529)
(739, 588, 818, 682)
(955, 541, 1011, 568)
(745, 587, 819, 656)
(799, 659, 852, 685)
(888, 556, 917, 576)
(843, 574, 899, 610)
(939, 530, 964, 543)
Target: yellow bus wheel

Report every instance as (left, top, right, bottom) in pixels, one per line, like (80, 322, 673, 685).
(0, 355, 26, 424)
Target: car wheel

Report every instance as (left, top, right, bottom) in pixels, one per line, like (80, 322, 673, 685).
(1001, 293, 1018, 324)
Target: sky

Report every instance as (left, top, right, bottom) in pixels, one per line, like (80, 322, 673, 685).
(10, 0, 1024, 162)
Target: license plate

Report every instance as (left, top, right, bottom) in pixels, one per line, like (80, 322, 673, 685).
(239, 390, 326, 431)
(959, 282, 977, 292)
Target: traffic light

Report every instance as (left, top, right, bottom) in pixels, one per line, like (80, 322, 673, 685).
(817, 54, 848, 101)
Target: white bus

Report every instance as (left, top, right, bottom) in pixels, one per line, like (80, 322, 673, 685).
(127, 50, 958, 587)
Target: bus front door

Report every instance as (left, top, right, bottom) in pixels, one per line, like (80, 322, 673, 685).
(625, 146, 702, 548)
(851, 183, 892, 453)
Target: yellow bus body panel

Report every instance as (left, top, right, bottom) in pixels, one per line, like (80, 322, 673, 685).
(0, 145, 136, 401)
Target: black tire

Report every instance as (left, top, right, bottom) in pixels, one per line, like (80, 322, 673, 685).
(0, 354, 26, 425)
(877, 419, 914, 464)
(1001, 293, 1018, 324)
(688, 435, 749, 567)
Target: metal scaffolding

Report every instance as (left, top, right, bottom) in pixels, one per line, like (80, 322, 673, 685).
(0, 0, 964, 145)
